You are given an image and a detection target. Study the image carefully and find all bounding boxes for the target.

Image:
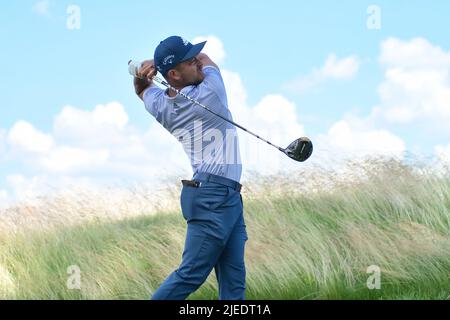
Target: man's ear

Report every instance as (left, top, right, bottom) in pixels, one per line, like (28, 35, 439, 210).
(167, 69, 180, 82)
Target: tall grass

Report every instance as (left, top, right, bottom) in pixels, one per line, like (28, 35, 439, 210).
(0, 159, 449, 299)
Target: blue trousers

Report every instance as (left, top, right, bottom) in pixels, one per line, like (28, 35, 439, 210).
(151, 174, 248, 300)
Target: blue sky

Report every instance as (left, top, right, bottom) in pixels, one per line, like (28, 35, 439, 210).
(1, 1, 450, 205)
(1, 0, 448, 130)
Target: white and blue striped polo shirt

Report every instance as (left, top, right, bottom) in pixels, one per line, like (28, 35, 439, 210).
(142, 66, 242, 183)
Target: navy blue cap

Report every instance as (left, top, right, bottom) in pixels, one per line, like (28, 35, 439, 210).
(154, 36, 207, 76)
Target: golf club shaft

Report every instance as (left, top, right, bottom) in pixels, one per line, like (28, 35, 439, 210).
(152, 76, 285, 153)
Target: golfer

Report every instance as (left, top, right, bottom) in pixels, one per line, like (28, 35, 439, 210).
(132, 36, 248, 300)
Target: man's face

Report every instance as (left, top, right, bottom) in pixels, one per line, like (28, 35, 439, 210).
(173, 56, 205, 86)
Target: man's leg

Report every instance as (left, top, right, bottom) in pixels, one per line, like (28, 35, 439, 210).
(151, 183, 239, 300)
(151, 221, 225, 300)
(214, 196, 248, 300)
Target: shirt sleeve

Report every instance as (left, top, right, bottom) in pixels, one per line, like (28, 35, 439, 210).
(199, 66, 228, 107)
(143, 84, 164, 121)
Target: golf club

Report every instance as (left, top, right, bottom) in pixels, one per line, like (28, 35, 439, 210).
(128, 60, 313, 162)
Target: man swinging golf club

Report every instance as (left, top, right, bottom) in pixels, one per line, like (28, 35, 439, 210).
(130, 36, 313, 300)
(132, 36, 249, 300)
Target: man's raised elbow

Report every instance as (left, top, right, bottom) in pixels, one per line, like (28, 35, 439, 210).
(197, 53, 219, 69)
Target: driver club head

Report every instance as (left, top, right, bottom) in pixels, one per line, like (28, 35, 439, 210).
(283, 137, 313, 162)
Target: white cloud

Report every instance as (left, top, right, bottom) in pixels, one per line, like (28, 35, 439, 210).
(221, 69, 247, 108)
(53, 102, 128, 145)
(221, 65, 406, 178)
(220, 69, 306, 174)
(321, 54, 361, 79)
(50, 102, 189, 176)
(39, 147, 110, 173)
(380, 37, 450, 69)
(316, 119, 406, 162)
(7, 121, 54, 153)
(32, 0, 50, 16)
(192, 35, 226, 65)
(219, 56, 402, 175)
(92, 102, 129, 129)
(372, 38, 450, 131)
(284, 54, 361, 93)
(434, 144, 450, 164)
(3, 101, 189, 179)
(0, 189, 10, 208)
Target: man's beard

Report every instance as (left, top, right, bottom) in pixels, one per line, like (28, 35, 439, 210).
(192, 74, 204, 86)
(192, 78, 203, 86)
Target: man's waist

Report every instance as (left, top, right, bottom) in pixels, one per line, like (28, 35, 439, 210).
(190, 163, 241, 182)
(189, 172, 242, 192)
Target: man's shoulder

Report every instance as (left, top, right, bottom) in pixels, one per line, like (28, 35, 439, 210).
(200, 66, 225, 93)
(143, 85, 167, 117)
(143, 84, 164, 100)
(202, 66, 222, 80)
(195, 67, 228, 111)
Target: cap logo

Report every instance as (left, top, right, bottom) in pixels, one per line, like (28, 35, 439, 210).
(163, 55, 175, 65)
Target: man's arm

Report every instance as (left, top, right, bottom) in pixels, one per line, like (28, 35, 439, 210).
(197, 53, 219, 69)
(134, 77, 151, 100)
(196, 53, 228, 109)
(133, 60, 157, 100)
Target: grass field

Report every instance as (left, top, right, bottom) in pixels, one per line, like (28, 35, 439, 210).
(0, 160, 449, 300)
